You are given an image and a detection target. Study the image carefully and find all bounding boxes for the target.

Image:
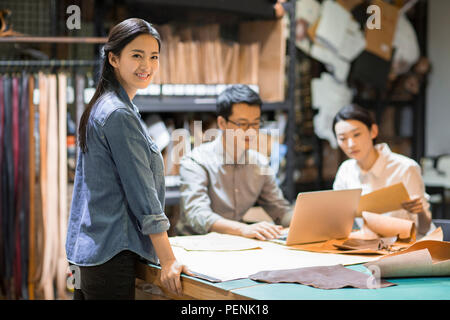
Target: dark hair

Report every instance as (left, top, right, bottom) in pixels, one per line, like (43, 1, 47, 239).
(216, 84, 262, 119)
(332, 104, 377, 139)
(78, 18, 161, 153)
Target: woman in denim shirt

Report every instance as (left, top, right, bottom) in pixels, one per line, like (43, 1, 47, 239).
(66, 18, 191, 299)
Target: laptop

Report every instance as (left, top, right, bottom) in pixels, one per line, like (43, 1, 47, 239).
(276, 188, 362, 245)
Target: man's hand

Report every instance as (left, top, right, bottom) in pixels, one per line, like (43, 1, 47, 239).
(160, 259, 194, 296)
(240, 221, 283, 240)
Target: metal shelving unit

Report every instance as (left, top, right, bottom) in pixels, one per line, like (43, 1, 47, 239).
(303, 1, 429, 192)
(0, 37, 107, 44)
(134, 96, 290, 113)
(129, 0, 281, 19)
(131, 0, 298, 202)
(0, 0, 298, 204)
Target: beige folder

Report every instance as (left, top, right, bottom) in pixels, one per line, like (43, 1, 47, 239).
(239, 19, 286, 101)
(357, 182, 410, 216)
(157, 24, 173, 84)
(365, 0, 399, 61)
(238, 42, 259, 85)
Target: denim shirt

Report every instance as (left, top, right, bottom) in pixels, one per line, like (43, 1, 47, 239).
(66, 85, 170, 266)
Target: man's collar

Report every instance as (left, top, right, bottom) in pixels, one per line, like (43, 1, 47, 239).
(213, 131, 248, 165)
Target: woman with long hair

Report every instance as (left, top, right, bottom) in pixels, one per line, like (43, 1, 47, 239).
(332, 104, 433, 236)
(66, 18, 191, 300)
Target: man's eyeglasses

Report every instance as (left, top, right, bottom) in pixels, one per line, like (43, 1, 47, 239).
(226, 119, 263, 130)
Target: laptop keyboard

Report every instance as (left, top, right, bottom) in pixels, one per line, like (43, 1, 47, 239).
(276, 229, 289, 241)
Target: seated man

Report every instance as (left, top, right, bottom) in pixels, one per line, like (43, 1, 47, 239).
(176, 84, 292, 240)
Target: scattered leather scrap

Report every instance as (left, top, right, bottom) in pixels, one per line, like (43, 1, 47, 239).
(289, 237, 403, 255)
(289, 227, 443, 256)
(249, 264, 396, 290)
(334, 237, 397, 251)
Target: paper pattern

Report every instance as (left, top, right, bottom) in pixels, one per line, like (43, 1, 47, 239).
(364, 240, 450, 278)
(170, 234, 378, 282)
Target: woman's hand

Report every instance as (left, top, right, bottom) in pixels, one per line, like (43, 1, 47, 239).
(401, 197, 425, 215)
(149, 231, 194, 296)
(160, 259, 194, 296)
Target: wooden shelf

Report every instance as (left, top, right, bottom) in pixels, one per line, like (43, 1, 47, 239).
(134, 96, 288, 113)
(354, 98, 416, 108)
(129, 0, 278, 19)
(165, 188, 181, 206)
(0, 59, 100, 67)
(0, 37, 107, 44)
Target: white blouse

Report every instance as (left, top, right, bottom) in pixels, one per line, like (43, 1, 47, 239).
(333, 143, 433, 233)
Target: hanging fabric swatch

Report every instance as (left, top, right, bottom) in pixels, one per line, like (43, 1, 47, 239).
(0, 69, 79, 300)
(57, 73, 68, 300)
(39, 74, 59, 300)
(0, 75, 5, 297)
(27, 75, 36, 300)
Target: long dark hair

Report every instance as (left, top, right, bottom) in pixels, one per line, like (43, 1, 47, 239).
(78, 18, 161, 153)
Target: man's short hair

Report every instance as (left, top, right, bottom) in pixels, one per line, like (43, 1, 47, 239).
(216, 84, 262, 119)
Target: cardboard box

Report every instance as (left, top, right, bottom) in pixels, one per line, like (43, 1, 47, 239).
(365, 0, 400, 61)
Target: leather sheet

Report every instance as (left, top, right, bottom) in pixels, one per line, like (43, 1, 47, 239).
(289, 227, 443, 256)
(249, 264, 395, 289)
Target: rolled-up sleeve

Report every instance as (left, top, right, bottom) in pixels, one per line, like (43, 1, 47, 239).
(403, 164, 432, 220)
(179, 156, 223, 234)
(257, 171, 293, 227)
(102, 108, 170, 235)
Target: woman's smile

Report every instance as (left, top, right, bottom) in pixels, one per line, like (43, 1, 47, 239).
(135, 72, 150, 80)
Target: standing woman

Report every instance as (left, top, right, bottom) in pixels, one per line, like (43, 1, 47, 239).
(66, 18, 191, 300)
(332, 104, 433, 237)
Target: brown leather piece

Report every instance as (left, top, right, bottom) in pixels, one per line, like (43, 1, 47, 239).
(334, 237, 397, 251)
(249, 264, 396, 290)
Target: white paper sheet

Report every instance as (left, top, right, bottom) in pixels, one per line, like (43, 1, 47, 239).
(311, 73, 353, 147)
(296, 0, 322, 25)
(172, 236, 379, 282)
(392, 14, 420, 75)
(311, 44, 350, 82)
(315, 0, 352, 52)
(338, 19, 366, 62)
(145, 115, 171, 150)
(169, 232, 262, 251)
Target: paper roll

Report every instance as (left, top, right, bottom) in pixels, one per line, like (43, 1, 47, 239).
(362, 212, 415, 240)
(364, 240, 450, 278)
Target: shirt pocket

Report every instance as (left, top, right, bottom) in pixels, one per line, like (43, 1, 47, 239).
(146, 138, 165, 178)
